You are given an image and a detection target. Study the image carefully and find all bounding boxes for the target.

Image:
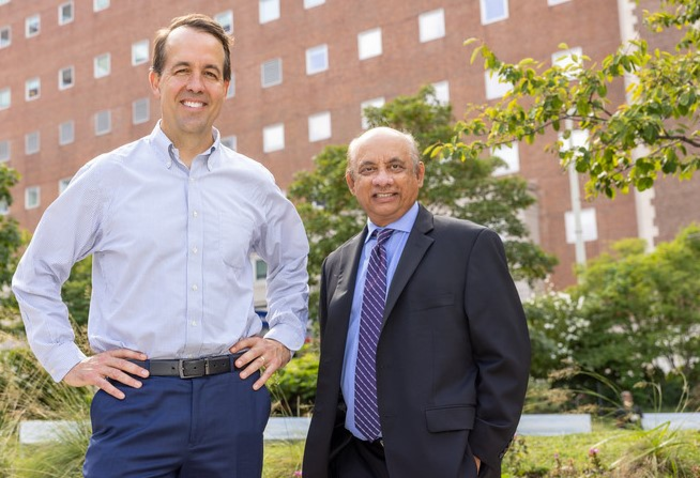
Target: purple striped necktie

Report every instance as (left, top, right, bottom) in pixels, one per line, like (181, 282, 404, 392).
(355, 228, 394, 441)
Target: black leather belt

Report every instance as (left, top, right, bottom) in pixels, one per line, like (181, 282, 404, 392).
(129, 354, 241, 379)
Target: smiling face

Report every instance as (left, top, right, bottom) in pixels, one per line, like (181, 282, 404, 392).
(346, 128, 425, 227)
(149, 26, 229, 149)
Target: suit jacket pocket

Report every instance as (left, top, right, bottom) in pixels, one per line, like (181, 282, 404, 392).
(410, 292, 454, 311)
(425, 405, 475, 432)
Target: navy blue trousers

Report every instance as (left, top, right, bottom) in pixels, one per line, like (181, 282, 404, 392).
(84, 366, 270, 477)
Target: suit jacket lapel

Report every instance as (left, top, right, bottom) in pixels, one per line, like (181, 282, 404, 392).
(382, 205, 434, 327)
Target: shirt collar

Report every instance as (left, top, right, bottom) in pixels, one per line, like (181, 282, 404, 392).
(365, 202, 419, 244)
(149, 121, 220, 170)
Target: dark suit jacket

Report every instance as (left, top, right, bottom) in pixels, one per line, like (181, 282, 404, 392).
(303, 205, 530, 478)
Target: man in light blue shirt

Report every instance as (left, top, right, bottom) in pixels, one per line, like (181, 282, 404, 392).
(12, 14, 309, 478)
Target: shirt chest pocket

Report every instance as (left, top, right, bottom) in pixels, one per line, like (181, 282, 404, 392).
(217, 212, 256, 268)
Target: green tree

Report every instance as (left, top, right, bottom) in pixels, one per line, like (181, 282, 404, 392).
(526, 225, 700, 406)
(289, 86, 557, 318)
(432, 0, 700, 198)
(0, 165, 22, 297)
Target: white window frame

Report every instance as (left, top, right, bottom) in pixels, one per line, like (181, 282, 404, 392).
(263, 123, 285, 153)
(552, 47, 583, 79)
(0, 25, 10, 49)
(259, 0, 280, 24)
(59, 120, 74, 146)
(308, 111, 332, 142)
(221, 135, 237, 151)
(358, 28, 382, 60)
(227, 74, 236, 98)
(95, 110, 111, 136)
(480, 0, 509, 25)
(361, 97, 385, 129)
(25, 14, 40, 38)
(0, 87, 11, 110)
(131, 39, 149, 66)
(94, 53, 111, 78)
(58, 177, 72, 195)
(93, 0, 109, 12)
(0, 140, 10, 162)
(306, 44, 329, 75)
(261, 58, 282, 88)
(25, 186, 41, 210)
(419, 9, 445, 43)
(431, 80, 450, 106)
(25, 77, 40, 101)
(0, 199, 8, 215)
(548, 0, 571, 5)
(25, 131, 40, 155)
(58, 66, 74, 90)
(491, 143, 520, 176)
(304, 0, 325, 8)
(214, 10, 234, 34)
(565, 208, 598, 244)
(58, 1, 74, 26)
(132, 98, 150, 125)
(484, 70, 512, 100)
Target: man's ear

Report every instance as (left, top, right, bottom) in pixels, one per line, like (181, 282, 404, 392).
(148, 70, 161, 98)
(346, 172, 356, 195)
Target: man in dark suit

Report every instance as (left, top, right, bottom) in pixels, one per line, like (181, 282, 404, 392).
(303, 127, 530, 478)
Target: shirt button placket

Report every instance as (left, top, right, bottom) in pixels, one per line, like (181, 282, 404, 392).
(185, 168, 205, 356)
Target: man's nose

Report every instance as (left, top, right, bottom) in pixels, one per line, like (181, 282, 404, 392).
(186, 72, 205, 92)
(372, 168, 393, 186)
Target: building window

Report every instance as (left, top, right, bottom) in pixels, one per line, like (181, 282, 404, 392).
(132, 98, 149, 125)
(227, 74, 236, 99)
(131, 40, 149, 66)
(58, 177, 72, 195)
(255, 259, 268, 280)
(0, 199, 7, 215)
(95, 110, 111, 135)
(263, 123, 285, 153)
(306, 44, 328, 75)
(58, 66, 74, 90)
(0, 140, 9, 162)
(480, 0, 508, 25)
(25, 186, 40, 210)
(0, 87, 10, 110)
(0, 25, 10, 49)
(59, 120, 74, 145)
(59, 2, 74, 25)
(25, 77, 40, 101)
(259, 0, 280, 24)
(261, 58, 282, 88)
(552, 47, 583, 79)
(93, 0, 109, 12)
(358, 28, 382, 60)
(25, 131, 40, 155)
(361, 97, 385, 129)
(308, 111, 331, 142)
(94, 53, 111, 78)
(221, 135, 237, 151)
(0, 0, 9, 5)
(214, 10, 234, 34)
(565, 208, 598, 244)
(548, 0, 571, 4)
(430, 80, 450, 106)
(484, 70, 512, 100)
(419, 9, 445, 43)
(491, 143, 520, 176)
(25, 14, 40, 38)
(304, 0, 325, 8)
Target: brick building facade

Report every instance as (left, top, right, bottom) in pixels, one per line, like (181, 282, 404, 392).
(1, 0, 698, 289)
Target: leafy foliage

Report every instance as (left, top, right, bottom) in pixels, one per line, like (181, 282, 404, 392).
(431, 0, 700, 198)
(0, 165, 22, 295)
(289, 86, 557, 318)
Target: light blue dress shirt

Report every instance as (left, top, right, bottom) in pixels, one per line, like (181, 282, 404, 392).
(341, 202, 419, 439)
(12, 123, 309, 382)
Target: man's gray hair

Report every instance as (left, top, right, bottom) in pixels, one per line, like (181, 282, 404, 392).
(346, 127, 421, 177)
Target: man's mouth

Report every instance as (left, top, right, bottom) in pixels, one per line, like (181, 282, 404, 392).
(182, 100, 206, 108)
(374, 192, 395, 198)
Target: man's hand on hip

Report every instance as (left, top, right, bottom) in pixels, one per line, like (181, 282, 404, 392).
(229, 337, 291, 391)
(63, 349, 149, 400)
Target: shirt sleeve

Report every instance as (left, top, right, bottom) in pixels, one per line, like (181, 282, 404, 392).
(12, 160, 109, 381)
(255, 185, 309, 352)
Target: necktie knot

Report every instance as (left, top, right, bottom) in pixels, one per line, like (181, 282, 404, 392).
(375, 228, 394, 246)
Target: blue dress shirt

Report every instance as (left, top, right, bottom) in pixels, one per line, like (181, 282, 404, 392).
(341, 202, 419, 439)
(12, 123, 309, 381)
